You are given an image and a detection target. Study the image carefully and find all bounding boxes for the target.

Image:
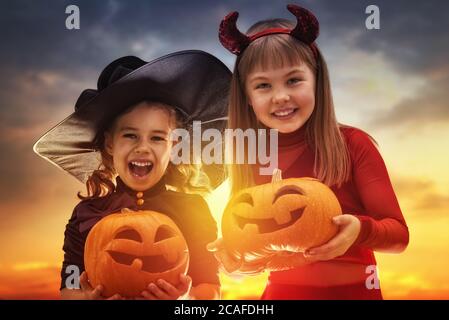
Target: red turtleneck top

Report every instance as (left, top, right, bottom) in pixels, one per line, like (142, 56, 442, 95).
(253, 125, 409, 286)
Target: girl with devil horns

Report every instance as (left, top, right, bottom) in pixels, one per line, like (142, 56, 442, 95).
(208, 5, 409, 299)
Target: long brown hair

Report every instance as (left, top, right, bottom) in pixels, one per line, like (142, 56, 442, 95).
(78, 101, 211, 200)
(227, 19, 350, 195)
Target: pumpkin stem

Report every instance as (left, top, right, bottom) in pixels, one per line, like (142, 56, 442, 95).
(271, 168, 283, 183)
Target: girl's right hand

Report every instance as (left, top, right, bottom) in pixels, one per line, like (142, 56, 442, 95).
(79, 271, 122, 300)
(138, 274, 192, 300)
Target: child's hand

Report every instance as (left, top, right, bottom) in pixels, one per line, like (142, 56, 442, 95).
(304, 214, 361, 261)
(79, 271, 122, 300)
(139, 274, 192, 300)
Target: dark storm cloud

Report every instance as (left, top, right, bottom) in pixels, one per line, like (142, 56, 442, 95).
(0, 0, 272, 72)
(310, 0, 449, 128)
(2, 0, 448, 73)
(367, 74, 449, 129)
(310, 0, 449, 74)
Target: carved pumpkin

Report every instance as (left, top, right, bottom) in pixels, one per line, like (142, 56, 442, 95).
(222, 171, 341, 264)
(84, 210, 189, 297)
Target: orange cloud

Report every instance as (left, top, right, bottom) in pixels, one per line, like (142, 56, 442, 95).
(0, 264, 60, 299)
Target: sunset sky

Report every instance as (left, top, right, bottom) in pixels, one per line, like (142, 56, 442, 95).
(1, 0, 449, 299)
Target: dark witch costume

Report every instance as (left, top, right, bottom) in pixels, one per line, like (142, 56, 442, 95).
(33, 50, 232, 290)
(62, 176, 220, 289)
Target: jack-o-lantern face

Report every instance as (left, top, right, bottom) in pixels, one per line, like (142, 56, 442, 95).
(222, 177, 341, 261)
(84, 210, 189, 298)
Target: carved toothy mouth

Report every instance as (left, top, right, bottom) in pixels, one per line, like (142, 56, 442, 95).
(232, 207, 305, 234)
(106, 250, 186, 273)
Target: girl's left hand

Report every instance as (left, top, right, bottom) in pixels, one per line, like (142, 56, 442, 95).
(304, 214, 361, 262)
(138, 274, 192, 300)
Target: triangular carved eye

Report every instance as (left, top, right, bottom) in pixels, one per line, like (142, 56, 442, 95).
(154, 225, 176, 243)
(273, 186, 306, 204)
(114, 228, 142, 243)
(233, 193, 253, 206)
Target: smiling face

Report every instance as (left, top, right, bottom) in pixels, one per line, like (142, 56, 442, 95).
(84, 210, 189, 298)
(245, 63, 316, 133)
(105, 101, 175, 191)
(221, 178, 341, 260)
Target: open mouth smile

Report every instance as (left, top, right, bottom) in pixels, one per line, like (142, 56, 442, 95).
(271, 108, 299, 120)
(128, 160, 153, 178)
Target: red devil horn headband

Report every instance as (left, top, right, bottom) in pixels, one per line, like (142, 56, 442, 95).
(219, 4, 319, 57)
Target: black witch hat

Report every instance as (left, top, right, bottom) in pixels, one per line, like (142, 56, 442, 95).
(34, 50, 231, 188)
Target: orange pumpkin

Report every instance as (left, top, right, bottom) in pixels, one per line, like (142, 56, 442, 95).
(84, 210, 189, 297)
(222, 172, 341, 265)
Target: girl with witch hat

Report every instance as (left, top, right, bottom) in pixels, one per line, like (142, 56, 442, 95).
(34, 50, 231, 299)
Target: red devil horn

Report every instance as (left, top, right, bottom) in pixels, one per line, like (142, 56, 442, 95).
(219, 11, 251, 55)
(287, 4, 319, 44)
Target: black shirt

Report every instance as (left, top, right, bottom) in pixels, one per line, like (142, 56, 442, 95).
(60, 177, 219, 290)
